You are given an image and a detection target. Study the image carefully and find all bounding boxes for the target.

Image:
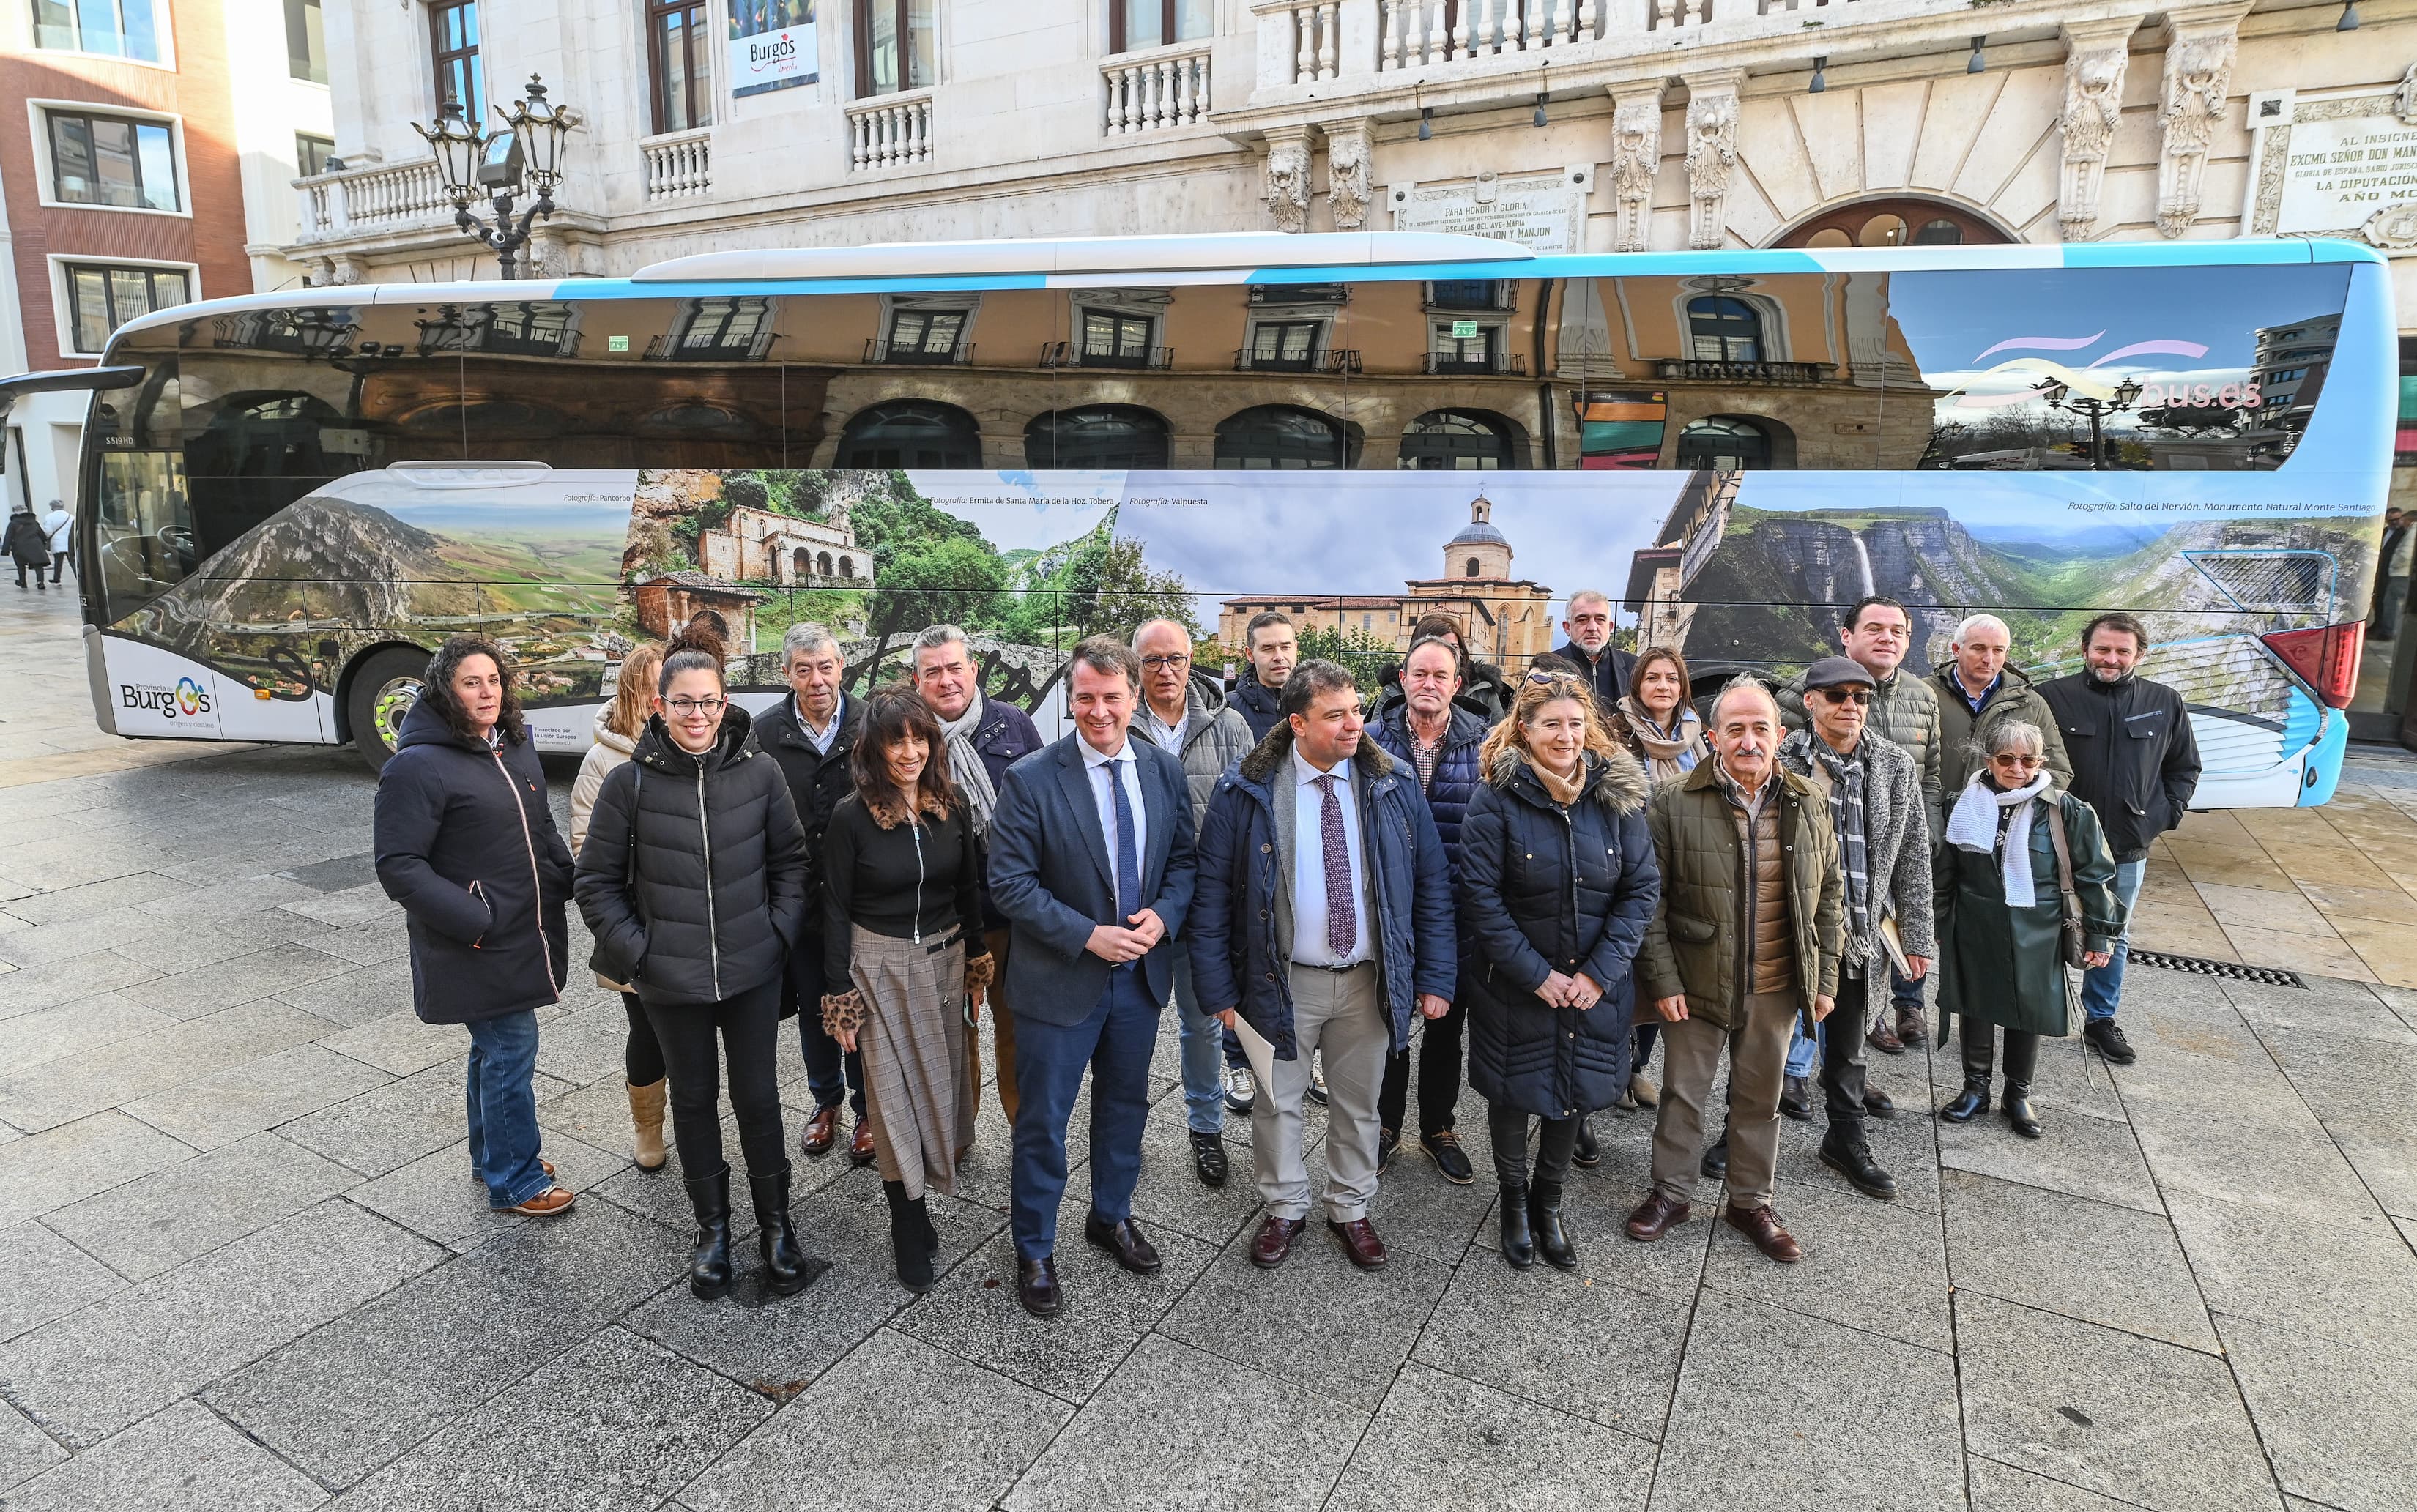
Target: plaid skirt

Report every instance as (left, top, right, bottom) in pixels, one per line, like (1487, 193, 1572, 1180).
(848, 924, 973, 1200)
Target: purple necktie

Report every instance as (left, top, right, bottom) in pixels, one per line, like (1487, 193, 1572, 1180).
(1315, 774, 1356, 957)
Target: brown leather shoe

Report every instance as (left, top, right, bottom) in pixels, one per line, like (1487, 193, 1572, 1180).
(801, 1104, 840, 1158)
(1724, 1203, 1802, 1263)
(1893, 1005, 1928, 1049)
(1017, 1255, 1061, 1319)
(1328, 1217, 1389, 1270)
(849, 1119, 877, 1167)
(502, 1184, 575, 1217)
(1250, 1215, 1307, 1268)
(1865, 1015, 1905, 1056)
(1625, 1190, 1690, 1242)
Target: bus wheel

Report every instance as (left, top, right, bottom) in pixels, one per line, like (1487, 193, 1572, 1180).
(349, 648, 428, 771)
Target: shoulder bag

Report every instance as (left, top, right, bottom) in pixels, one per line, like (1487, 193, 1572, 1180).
(2042, 795, 2087, 971)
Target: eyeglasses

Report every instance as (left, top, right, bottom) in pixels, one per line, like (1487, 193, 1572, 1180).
(667, 696, 727, 716)
(1139, 655, 1191, 671)
(1813, 688, 1874, 706)
(1991, 753, 2042, 768)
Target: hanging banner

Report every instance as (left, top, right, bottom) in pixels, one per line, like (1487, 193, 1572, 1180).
(729, 0, 816, 100)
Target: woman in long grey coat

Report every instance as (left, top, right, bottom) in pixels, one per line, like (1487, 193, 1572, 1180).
(1933, 720, 2124, 1139)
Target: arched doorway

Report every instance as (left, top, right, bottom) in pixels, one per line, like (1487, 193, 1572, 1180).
(1023, 406, 1172, 468)
(835, 401, 983, 468)
(1772, 198, 2013, 249)
(1399, 409, 1526, 469)
(1214, 405, 1360, 469)
(1677, 415, 1792, 471)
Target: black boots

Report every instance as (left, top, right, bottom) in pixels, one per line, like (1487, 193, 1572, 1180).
(749, 1163, 823, 1297)
(1819, 1135, 1899, 1200)
(683, 1167, 734, 1300)
(1939, 1017, 1994, 1123)
(884, 1178, 938, 1293)
(1499, 1184, 1535, 1270)
(2001, 1030, 2043, 1139)
(1529, 1182, 1578, 1270)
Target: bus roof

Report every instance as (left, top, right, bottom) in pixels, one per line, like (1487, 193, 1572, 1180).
(100, 234, 2384, 348)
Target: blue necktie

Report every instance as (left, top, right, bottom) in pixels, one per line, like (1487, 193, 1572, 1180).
(1110, 758, 1142, 932)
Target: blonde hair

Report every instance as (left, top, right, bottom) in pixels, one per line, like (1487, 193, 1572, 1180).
(605, 644, 664, 740)
(1479, 672, 1626, 773)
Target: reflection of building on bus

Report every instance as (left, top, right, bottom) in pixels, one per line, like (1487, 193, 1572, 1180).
(1625, 469, 1739, 655)
(2137, 315, 2342, 472)
(698, 503, 875, 587)
(634, 572, 768, 653)
(1214, 490, 1554, 664)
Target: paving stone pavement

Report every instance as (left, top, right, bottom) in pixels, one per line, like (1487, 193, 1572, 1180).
(4, 585, 2416, 1511)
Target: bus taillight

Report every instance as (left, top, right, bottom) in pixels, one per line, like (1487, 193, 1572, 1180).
(2260, 622, 2365, 710)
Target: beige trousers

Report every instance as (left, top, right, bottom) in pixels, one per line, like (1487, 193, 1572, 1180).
(1649, 990, 1798, 1211)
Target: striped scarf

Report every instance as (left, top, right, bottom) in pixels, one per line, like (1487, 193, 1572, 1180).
(1802, 733, 1870, 941)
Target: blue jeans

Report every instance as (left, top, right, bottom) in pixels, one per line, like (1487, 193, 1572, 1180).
(1011, 965, 1159, 1260)
(465, 1010, 549, 1207)
(2080, 858, 2147, 1024)
(1170, 953, 1225, 1136)
(786, 935, 864, 1115)
(1784, 1016, 1819, 1080)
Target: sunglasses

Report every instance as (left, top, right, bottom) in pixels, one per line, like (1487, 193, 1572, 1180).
(1813, 688, 1874, 706)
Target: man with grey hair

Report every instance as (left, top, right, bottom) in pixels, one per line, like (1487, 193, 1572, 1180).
(756, 622, 871, 1161)
(1553, 589, 1637, 720)
(1929, 612, 2071, 800)
(1628, 680, 1842, 1264)
(1133, 617, 1255, 1187)
(909, 624, 1042, 1127)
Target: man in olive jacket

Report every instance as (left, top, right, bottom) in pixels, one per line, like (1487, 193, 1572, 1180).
(1627, 682, 1843, 1265)
(1930, 614, 2073, 797)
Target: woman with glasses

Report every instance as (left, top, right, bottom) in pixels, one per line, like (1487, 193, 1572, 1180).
(818, 687, 993, 1292)
(1933, 720, 2124, 1139)
(576, 622, 822, 1300)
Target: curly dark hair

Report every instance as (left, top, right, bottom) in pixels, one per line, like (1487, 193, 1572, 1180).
(420, 634, 527, 745)
(848, 684, 961, 827)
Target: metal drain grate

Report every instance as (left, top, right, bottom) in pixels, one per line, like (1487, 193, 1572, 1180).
(2127, 950, 2306, 988)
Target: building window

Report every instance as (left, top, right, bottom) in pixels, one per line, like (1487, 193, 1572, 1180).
(1111, 0, 1209, 50)
(856, 0, 935, 97)
(647, 0, 713, 133)
(1214, 406, 1357, 469)
(1427, 280, 1508, 310)
(1025, 406, 1171, 468)
(837, 401, 982, 468)
(1243, 320, 1321, 372)
(430, 0, 483, 119)
(286, 0, 326, 81)
(1080, 309, 1156, 368)
(1775, 197, 2011, 250)
(62, 262, 190, 356)
(649, 296, 777, 360)
(31, 0, 162, 60)
(1429, 322, 1503, 373)
(1686, 298, 1761, 363)
(1676, 415, 1781, 472)
(872, 305, 968, 364)
(46, 111, 179, 212)
(481, 302, 579, 356)
(295, 133, 335, 178)
(1400, 409, 1521, 470)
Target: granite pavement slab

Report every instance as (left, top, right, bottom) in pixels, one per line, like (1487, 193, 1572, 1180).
(2163, 1191, 2417, 1352)
(40, 1131, 361, 1281)
(2221, 1312, 2417, 1512)
(1701, 1177, 1953, 1352)
(0, 1220, 125, 1344)
(0, 1399, 327, 1512)
(1411, 1248, 1688, 1440)
(0, 1403, 65, 1494)
(1326, 1360, 1655, 1512)
(0, 1110, 194, 1227)
(0, 999, 330, 1133)
(1935, 1103, 2164, 1215)
(118, 1042, 393, 1150)
(1942, 1169, 2219, 1352)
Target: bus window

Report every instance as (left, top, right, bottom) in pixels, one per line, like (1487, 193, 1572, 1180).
(1887, 264, 2353, 472)
(93, 447, 195, 622)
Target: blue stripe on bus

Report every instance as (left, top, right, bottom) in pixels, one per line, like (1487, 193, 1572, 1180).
(2298, 697, 2347, 806)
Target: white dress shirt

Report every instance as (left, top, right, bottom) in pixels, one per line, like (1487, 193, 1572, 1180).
(1080, 736, 1148, 909)
(1291, 748, 1370, 967)
(798, 691, 845, 755)
(1140, 700, 1187, 755)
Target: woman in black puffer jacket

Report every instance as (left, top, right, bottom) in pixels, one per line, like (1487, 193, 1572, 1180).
(375, 635, 576, 1220)
(1458, 672, 1660, 1272)
(575, 624, 819, 1302)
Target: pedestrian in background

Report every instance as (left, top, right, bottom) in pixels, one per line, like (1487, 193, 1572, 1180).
(1934, 720, 2124, 1139)
(5, 503, 51, 591)
(575, 622, 821, 1301)
(374, 634, 576, 1218)
(40, 499, 70, 586)
(1132, 617, 1254, 1188)
(2038, 613, 2198, 1068)
(754, 623, 875, 1166)
(1219, 609, 1302, 1111)
(1375, 611, 1514, 725)
(1458, 673, 1658, 1270)
(819, 687, 994, 1293)
(2372, 507, 2410, 642)
(1554, 589, 1638, 719)
(568, 643, 669, 1174)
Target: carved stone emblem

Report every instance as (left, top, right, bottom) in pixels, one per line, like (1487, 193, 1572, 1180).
(1325, 120, 1371, 231)
(1609, 88, 1664, 254)
(2156, 10, 2244, 239)
(1266, 133, 1311, 234)
(1683, 78, 1740, 252)
(2366, 201, 2417, 249)
(2057, 22, 2135, 240)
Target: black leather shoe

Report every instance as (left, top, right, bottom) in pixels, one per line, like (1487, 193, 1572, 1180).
(1863, 1087, 1897, 1120)
(683, 1166, 733, 1300)
(1422, 1130, 1476, 1185)
(1498, 1184, 1535, 1270)
(1939, 1083, 1990, 1123)
(1529, 1181, 1578, 1271)
(1572, 1117, 1601, 1169)
(1819, 1137, 1899, 1200)
(1700, 1133, 1729, 1180)
(1779, 1075, 1813, 1121)
(1083, 1213, 1162, 1275)
(1017, 1255, 1061, 1319)
(2002, 1084, 2043, 1139)
(1189, 1131, 1228, 1188)
(2084, 1019, 2138, 1066)
(1378, 1127, 1400, 1173)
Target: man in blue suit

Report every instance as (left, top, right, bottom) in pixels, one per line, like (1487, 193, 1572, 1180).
(987, 636, 1198, 1319)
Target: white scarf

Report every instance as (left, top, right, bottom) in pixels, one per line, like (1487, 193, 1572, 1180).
(937, 693, 998, 837)
(1945, 770, 2054, 906)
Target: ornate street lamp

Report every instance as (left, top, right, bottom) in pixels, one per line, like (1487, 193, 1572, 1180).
(2033, 376, 2144, 470)
(412, 75, 580, 280)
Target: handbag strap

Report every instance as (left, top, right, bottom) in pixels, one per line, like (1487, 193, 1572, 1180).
(2043, 796, 2083, 929)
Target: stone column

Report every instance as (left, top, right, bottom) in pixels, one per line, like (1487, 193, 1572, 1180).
(1681, 70, 1742, 252)
(1607, 82, 1666, 253)
(2156, 2, 2251, 239)
(2057, 18, 2139, 242)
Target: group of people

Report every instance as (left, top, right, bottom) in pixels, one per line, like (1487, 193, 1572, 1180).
(372, 585, 2199, 1314)
(4, 499, 71, 590)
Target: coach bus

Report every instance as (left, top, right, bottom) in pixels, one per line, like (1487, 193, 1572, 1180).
(1, 231, 2391, 808)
